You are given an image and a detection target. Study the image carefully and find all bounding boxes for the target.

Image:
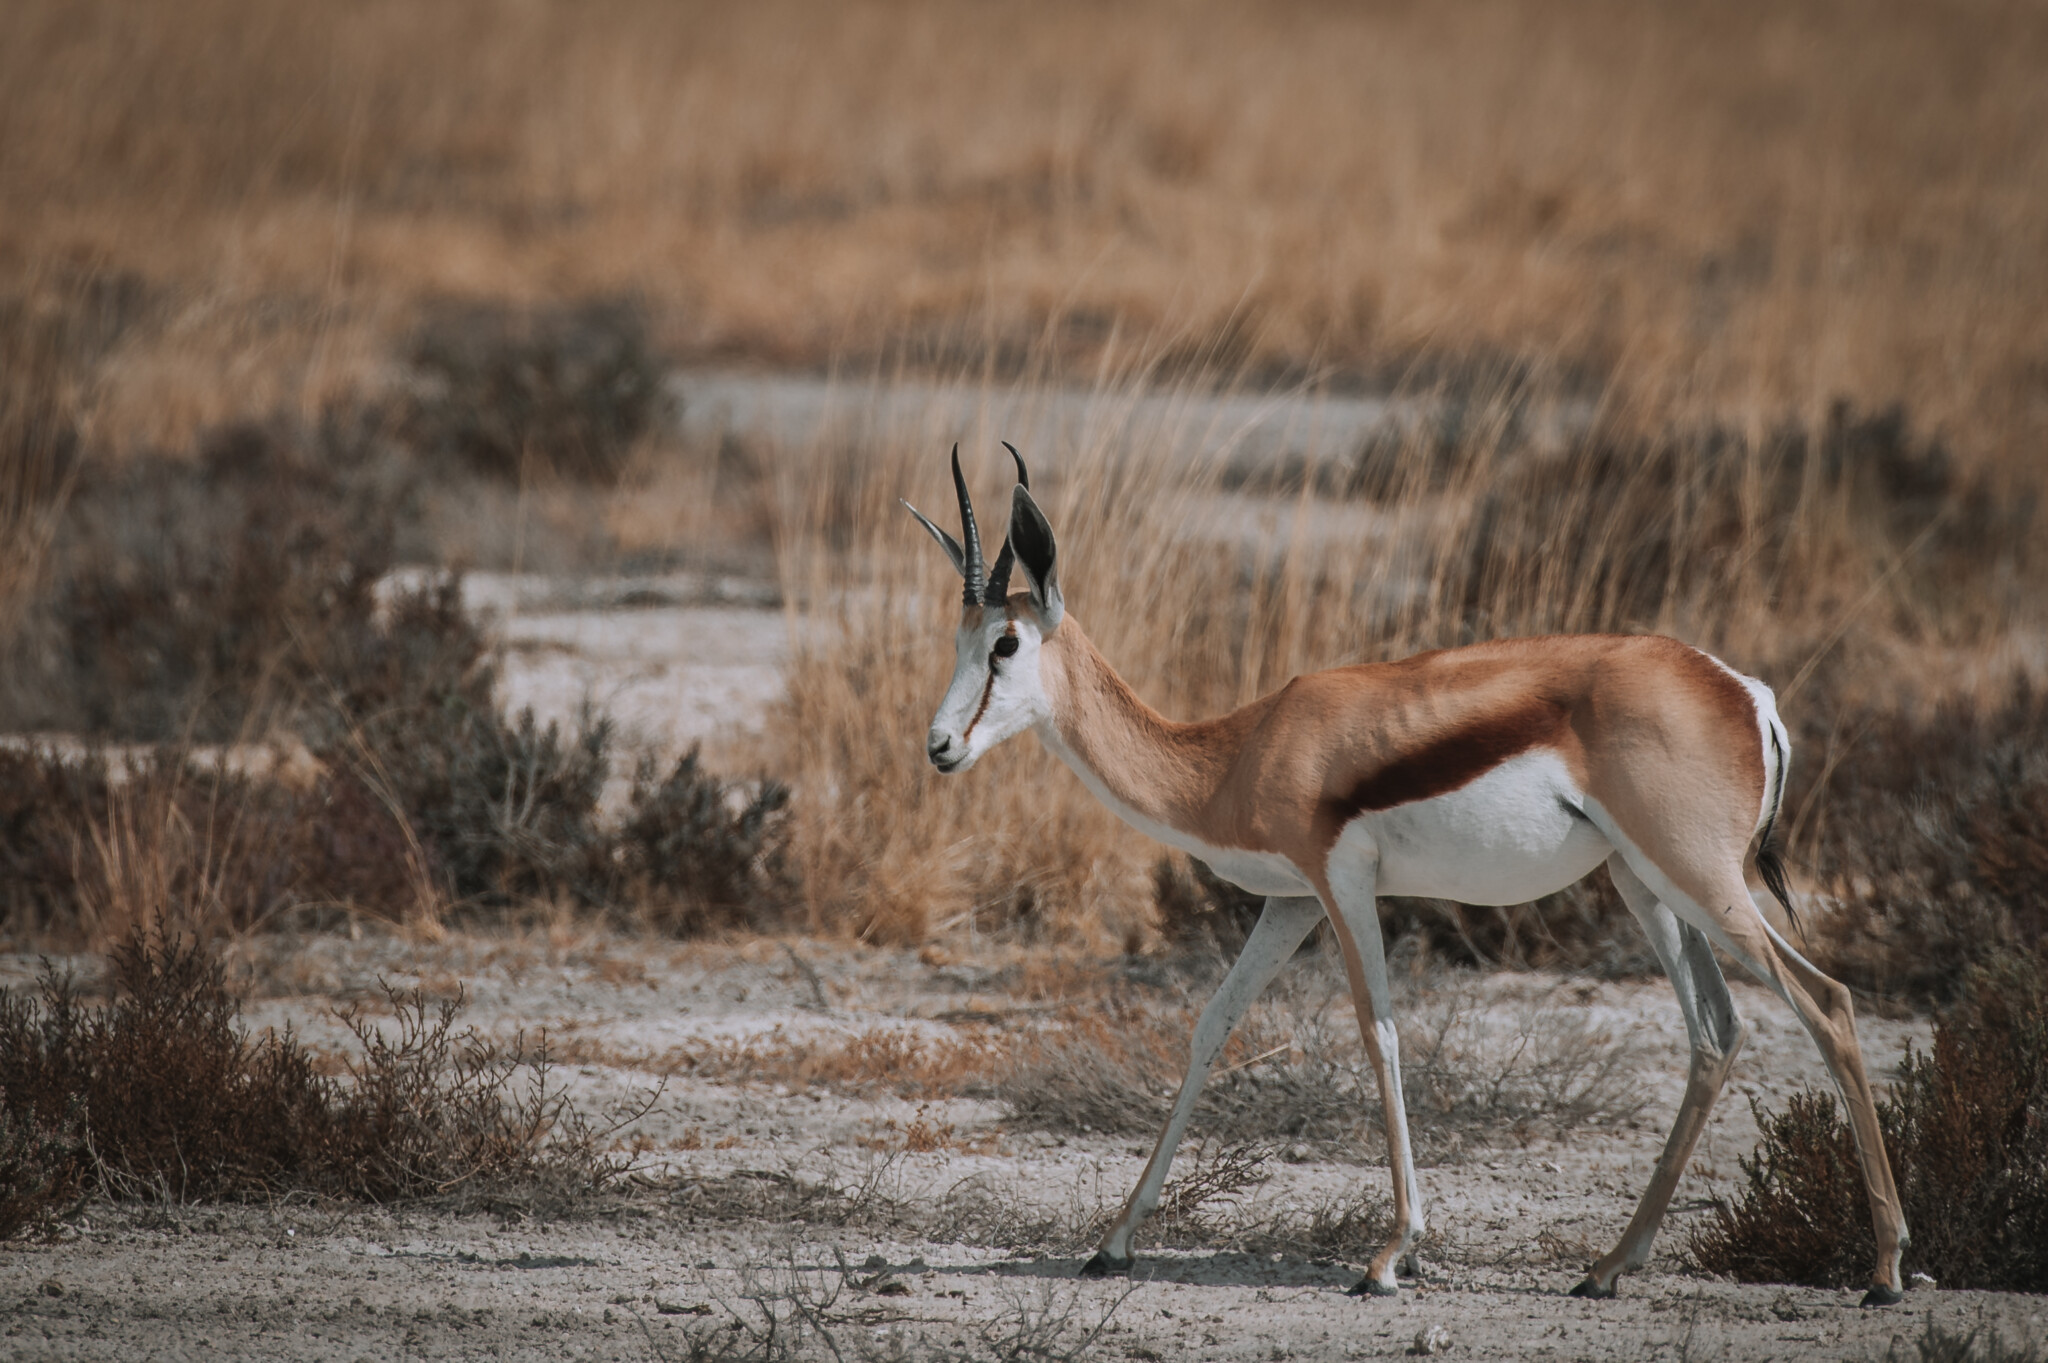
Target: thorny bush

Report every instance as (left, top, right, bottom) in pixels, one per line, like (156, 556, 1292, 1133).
(0, 932, 634, 1237)
(401, 299, 662, 486)
(1687, 945, 2048, 1292)
(1796, 681, 2048, 1003)
(0, 418, 795, 939)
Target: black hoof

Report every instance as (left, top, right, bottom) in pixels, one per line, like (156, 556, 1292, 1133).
(1568, 1276, 1617, 1299)
(1078, 1251, 1132, 1279)
(1860, 1283, 1905, 1308)
(1347, 1276, 1399, 1297)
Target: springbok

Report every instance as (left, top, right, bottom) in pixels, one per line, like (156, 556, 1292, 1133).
(904, 446, 1909, 1305)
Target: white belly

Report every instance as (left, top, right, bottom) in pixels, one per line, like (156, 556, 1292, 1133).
(1357, 749, 1611, 904)
(1187, 844, 1317, 898)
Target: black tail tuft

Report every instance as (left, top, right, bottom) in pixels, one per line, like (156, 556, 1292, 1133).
(1756, 837, 1804, 943)
(1756, 722, 1805, 942)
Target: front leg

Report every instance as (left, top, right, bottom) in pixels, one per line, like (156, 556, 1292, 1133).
(1313, 838, 1424, 1297)
(1081, 894, 1324, 1277)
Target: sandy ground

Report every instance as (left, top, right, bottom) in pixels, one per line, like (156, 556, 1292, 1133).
(4, 934, 2039, 1363)
(7, 512, 2043, 1358)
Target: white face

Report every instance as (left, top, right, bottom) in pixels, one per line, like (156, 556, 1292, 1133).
(925, 604, 1051, 773)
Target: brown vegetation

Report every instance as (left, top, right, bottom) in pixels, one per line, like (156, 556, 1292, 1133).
(994, 961, 1644, 1156)
(769, 367, 2036, 954)
(1795, 687, 2048, 1001)
(2, 1, 2044, 461)
(1687, 946, 2048, 1292)
(0, 933, 634, 1238)
(0, 2, 2043, 988)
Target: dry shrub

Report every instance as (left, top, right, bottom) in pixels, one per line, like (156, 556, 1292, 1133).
(0, 744, 426, 944)
(653, 1250, 1124, 1363)
(1153, 855, 1268, 958)
(0, 416, 405, 741)
(0, 410, 796, 940)
(401, 300, 662, 486)
(1374, 881, 1656, 978)
(1799, 684, 2048, 1002)
(617, 749, 798, 936)
(1140, 1140, 1421, 1265)
(0, 711, 799, 946)
(1688, 947, 2048, 1291)
(0, 932, 631, 1233)
(996, 962, 1644, 1156)
(0, 270, 126, 631)
(658, 1026, 998, 1102)
(664, 1161, 907, 1233)
(1882, 1319, 2047, 1363)
(665, 1142, 1400, 1277)
(0, 1105, 85, 1241)
(1144, 1139, 1270, 1240)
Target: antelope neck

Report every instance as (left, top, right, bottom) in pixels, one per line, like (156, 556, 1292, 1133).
(1035, 616, 1240, 844)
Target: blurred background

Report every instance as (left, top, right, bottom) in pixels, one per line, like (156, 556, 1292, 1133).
(1, 0, 2043, 998)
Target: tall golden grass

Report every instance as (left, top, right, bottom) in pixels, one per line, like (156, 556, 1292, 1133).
(2, 0, 2043, 461)
(1, 0, 2041, 958)
(763, 352, 2032, 947)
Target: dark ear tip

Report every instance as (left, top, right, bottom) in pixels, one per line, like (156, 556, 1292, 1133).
(1001, 441, 1029, 489)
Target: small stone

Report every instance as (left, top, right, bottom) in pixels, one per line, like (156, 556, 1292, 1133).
(38, 1279, 63, 1298)
(1410, 1324, 1451, 1355)
(1909, 1273, 1938, 1291)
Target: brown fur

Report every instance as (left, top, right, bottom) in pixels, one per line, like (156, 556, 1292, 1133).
(1029, 608, 1906, 1298)
(1036, 619, 1767, 870)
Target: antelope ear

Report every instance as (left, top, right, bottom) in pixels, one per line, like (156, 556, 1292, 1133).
(1007, 485, 1063, 630)
(901, 500, 968, 579)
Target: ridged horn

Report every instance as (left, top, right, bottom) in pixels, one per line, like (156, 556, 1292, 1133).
(951, 443, 987, 607)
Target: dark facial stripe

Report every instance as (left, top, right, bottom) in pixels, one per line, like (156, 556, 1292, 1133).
(960, 663, 998, 743)
(1325, 700, 1569, 824)
(960, 624, 1018, 744)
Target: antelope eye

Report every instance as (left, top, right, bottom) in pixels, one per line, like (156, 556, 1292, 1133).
(992, 635, 1020, 659)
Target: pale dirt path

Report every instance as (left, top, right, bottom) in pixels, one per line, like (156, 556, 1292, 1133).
(5, 934, 2031, 1362)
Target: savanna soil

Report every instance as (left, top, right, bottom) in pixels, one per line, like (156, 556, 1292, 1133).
(3, 933, 2035, 1362)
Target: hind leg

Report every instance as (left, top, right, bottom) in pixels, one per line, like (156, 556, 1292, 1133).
(1607, 837, 1909, 1304)
(1572, 853, 1745, 1297)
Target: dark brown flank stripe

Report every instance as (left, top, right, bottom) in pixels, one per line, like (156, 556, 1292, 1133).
(1324, 698, 1571, 824)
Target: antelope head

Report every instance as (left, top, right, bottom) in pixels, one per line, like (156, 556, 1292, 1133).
(903, 444, 1064, 774)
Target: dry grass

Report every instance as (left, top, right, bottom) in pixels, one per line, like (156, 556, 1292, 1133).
(766, 358, 2036, 949)
(2, 1, 2044, 462)
(0, 0, 2043, 990)
(1795, 683, 2048, 1001)
(0, 932, 641, 1237)
(1687, 946, 2048, 1292)
(562, 1026, 1002, 1103)
(995, 958, 1646, 1156)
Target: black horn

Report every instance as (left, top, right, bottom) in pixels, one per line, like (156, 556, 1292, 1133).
(951, 444, 988, 607)
(983, 442, 1030, 604)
